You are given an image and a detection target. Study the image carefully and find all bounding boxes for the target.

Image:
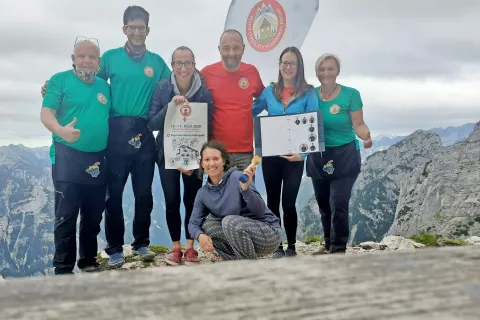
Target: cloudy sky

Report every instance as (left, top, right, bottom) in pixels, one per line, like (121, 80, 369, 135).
(0, 0, 479, 147)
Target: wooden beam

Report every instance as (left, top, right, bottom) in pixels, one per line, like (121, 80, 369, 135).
(1, 246, 480, 319)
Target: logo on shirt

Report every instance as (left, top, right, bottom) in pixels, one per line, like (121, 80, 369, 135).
(246, 0, 286, 53)
(330, 104, 341, 115)
(323, 160, 335, 175)
(97, 93, 107, 105)
(144, 66, 154, 78)
(128, 134, 142, 149)
(238, 78, 249, 89)
(86, 162, 101, 178)
(180, 104, 192, 122)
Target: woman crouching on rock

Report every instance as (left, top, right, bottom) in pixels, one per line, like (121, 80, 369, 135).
(188, 141, 281, 260)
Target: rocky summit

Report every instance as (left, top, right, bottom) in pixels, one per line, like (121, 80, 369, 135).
(92, 235, 480, 272)
(388, 122, 480, 239)
(299, 121, 480, 245)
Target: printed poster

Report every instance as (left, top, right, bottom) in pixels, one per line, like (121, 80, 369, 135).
(163, 102, 208, 170)
(254, 110, 325, 157)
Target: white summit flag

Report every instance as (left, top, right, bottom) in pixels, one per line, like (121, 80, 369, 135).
(224, 0, 319, 82)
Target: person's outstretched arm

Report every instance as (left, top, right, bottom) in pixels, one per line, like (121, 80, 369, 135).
(239, 170, 266, 218)
(188, 190, 209, 241)
(148, 82, 169, 131)
(252, 87, 268, 117)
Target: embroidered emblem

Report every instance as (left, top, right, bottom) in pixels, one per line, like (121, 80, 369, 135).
(128, 134, 142, 149)
(238, 77, 249, 89)
(86, 162, 101, 178)
(323, 160, 335, 175)
(97, 93, 107, 104)
(144, 66, 154, 78)
(330, 104, 341, 115)
(246, 0, 287, 53)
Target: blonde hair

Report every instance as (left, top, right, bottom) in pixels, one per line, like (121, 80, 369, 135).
(315, 53, 341, 76)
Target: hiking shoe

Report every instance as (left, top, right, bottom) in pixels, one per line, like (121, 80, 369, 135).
(312, 247, 330, 255)
(184, 248, 200, 265)
(285, 247, 297, 257)
(80, 263, 101, 273)
(272, 247, 285, 259)
(108, 253, 125, 268)
(133, 247, 156, 262)
(165, 248, 183, 266)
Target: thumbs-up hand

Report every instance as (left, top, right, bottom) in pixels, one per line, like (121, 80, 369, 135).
(59, 117, 81, 142)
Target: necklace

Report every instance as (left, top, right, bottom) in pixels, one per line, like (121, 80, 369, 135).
(320, 84, 338, 102)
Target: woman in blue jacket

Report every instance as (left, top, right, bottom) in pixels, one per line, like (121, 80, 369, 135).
(252, 46, 319, 258)
(148, 46, 213, 266)
(188, 141, 281, 261)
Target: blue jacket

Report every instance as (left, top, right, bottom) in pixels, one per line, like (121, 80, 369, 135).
(252, 84, 319, 159)
(148, 73, 213, 164)
(252, 84, 319, 117)
(188, 167, 281, 241)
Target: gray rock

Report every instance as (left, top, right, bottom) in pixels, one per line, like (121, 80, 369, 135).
(465, 236, 480, 245)
(359, 241, 387, 250)
(388, 122, 480, 239)
(381, 236, 416, 251)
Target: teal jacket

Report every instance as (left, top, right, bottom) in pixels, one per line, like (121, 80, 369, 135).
(253, 84, 319, 159)
(252, 84, 319, 116)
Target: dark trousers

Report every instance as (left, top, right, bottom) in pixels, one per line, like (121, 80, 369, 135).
(104, 150, 156, 255)
(262, 156, 304, 246)
(52, 166, 106, 274)
(158, 162, 203, 242)
(311, 174, 358, 253)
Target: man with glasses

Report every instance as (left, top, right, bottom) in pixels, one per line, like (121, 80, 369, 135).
(41, 38, 110, 275)
(97, 5, 170, 268)
(201, 29, 264, 171)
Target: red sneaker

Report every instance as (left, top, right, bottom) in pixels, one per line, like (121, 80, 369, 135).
(184, 248, 200, 265)
(165, 248, 183, 266)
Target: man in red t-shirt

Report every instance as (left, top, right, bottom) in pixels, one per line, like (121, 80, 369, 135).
(201, 29, 264, 170)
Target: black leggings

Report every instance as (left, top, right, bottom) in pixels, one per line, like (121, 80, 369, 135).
(158, 162, 203, 242)
(312, 175, 358, 253)
(261, 156, 304, 246)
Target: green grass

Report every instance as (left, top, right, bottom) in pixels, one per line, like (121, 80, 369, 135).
(304, 235, 323, 245)
(410, 233, 438, 247)
(149, 245, 169, 254)
(441, 239, 467, 246)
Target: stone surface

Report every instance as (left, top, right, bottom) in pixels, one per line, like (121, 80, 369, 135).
(1, 246, 480, 320)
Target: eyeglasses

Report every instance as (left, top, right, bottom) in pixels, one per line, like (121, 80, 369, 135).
(172, 61, 195, 69)
(74, 36, 100, 51)
(125, 25, 148, 33)
(280, 61, 297, 68)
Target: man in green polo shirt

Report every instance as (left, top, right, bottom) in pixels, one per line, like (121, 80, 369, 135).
(98, 6, 170, 267)
(41, 39, 111, 275)
(41, 6, 171, 268)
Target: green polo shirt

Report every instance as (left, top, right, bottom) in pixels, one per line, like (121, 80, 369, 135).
(42, 70, 111, 164)
(97, 47, 171, 118)
(315, 85, 363, 150)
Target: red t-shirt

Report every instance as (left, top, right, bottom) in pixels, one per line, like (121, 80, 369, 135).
(281, 87, 295, 107)
(201, 62, 264, 153)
